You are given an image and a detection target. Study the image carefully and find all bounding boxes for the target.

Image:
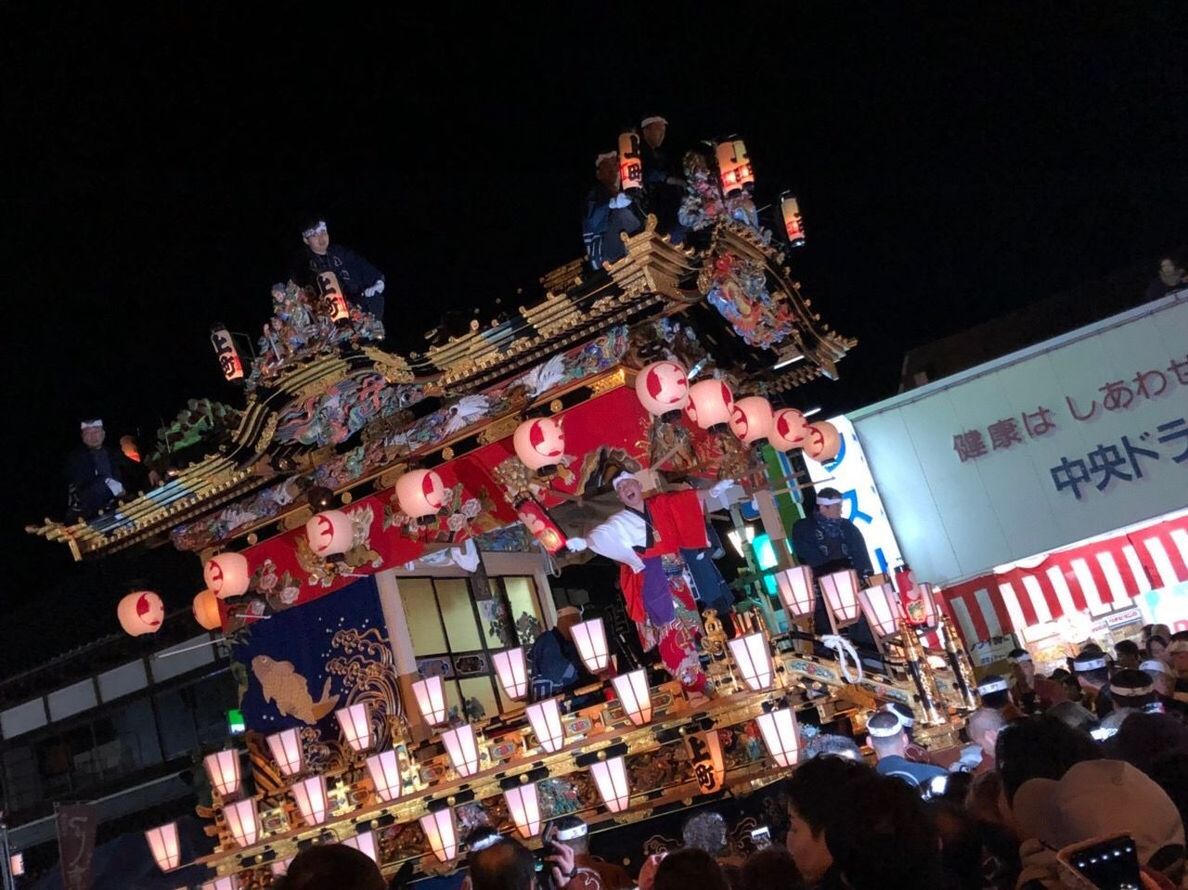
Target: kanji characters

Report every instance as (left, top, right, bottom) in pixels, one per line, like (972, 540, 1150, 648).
(1157, 418, 1188, 463)
(1022, 406, 1056, 437)
(1055, 435, 1161, 498)
(1100, 380, 1136, 411)
(1051, 456, 1091, 500)
(989, 418, 1024, 450)
(954, 430, 987, 462)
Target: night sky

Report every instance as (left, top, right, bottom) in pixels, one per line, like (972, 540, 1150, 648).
(5, 6, 1185, 665)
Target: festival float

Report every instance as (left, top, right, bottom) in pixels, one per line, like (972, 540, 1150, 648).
(29, 134, 980, 887)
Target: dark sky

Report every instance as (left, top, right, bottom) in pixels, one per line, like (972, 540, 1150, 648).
(5, 5, 1186, 659)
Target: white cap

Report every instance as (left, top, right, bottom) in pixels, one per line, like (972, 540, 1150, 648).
(612, 471, 639, 491)
(1140, 659, 1172, 677)
(80, 419, 103, 430)
(554, 823, 589, 842)
(640, 115, 668, 128)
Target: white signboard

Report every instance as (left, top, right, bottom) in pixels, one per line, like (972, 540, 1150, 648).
(850, 293, 1188, 584)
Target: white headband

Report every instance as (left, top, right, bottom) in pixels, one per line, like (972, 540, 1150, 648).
(80, 420, 103, 430)
(612, 471, 638, 491)
(867, 713, 904, 738)
(1074, 656, 1108, 671)
(595, 151, 617, 167)
(816, 497, 842, 506)
(883, 705, 914, 727)
(1010, 653, 1032, 664)
(302, 220, 327, 238)
(640, 116, 667, 128)
(469, 834, 503, 852)
(1140, 659, 1172, 677)
(1111, 681, 1155, 698)
(977, 678, 1010, 695)
(555, 824, 588, 842)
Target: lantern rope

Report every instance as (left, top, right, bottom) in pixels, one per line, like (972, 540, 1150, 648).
(821, 634, 863, 684)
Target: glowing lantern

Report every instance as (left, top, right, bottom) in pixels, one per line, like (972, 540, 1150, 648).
(504, 780, 542, 839)
(729, 396, 774, 445)
(756, 707, 801, 768)
(204, 749, 241, 799)
(526, 698, 566, 753)
(210, 324, 244, 383)
(819, 570, 862, 629)
(442, 724, 481, 777)
(781, 193, 806, 247)
(192, 589, 222, 631)
(9, 853, 24, 878)
(570, 618, 610, 673)
(118, 591, 164, 637)
(635, 361, 690, 417)
(728, 632, 774, 691)
(344, 831, 378, 863)
(223, 798, 259, 848)
(590, 756, 631, 812)
(412, 675, 448, 726)
(803, 421, 841, 462)
(305, 509, 353, 557)
(265, 728, 303, 777)
(315, 270, 351, 323)
(618, 131, 643, 192)
(271, 859, 292, 877)
(611, 669, 652, 726)
(420, 808, 458, 863)
(902, 582, 938, 628)
(688, 730, 725, 794)
(203, 552, 251, 600)
(493, 648, 529, 700)
(769, 409, 809, 452)
(396, 469, 446, 524)
(366, 750, 403, 802)
(775, 566, 816, 619)
(859, 583, 906, 639)
(516, 499, 568, 554)
(336, 703, 373, 753)
(292, 774, 329, 827)
(716, 137, 755, 195)
(202, 878, 239, 890)
(684, 379, 735, 431)
(145, 822, 181, 872)
(513, 417, 566, 474)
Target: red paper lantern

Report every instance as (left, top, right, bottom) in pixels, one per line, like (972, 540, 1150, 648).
(729, 396, 774, 445)
(781, 193, 806, 247)
(618, 131, 643, 192)
(193, 589, 222, 631)
(118, 591, 164, 637)
(716, 137, 755, 195)
(203, 552, 251, 600)
(513, 417, 565, 473)
(635, 361, 690, 417)
(684, 379, 734, 431)
(396, 470, 447, 523)
(304, 509, 354, 556)
(769, 409, 809, 452)
(803, 421, 841, 462)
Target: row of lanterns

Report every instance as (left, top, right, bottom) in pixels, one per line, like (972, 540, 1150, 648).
(773, 564, 938, 639)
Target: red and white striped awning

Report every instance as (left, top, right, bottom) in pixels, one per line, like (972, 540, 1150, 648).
(939, 511, 1188, 647)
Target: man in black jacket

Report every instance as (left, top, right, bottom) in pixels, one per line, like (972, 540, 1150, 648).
(290, 218, 386, 323)
(65, 419, 128, 521)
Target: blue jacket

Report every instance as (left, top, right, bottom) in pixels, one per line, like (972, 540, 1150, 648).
(293, 244, 384, 302)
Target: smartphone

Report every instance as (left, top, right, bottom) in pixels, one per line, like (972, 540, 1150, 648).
(1056, 834, 1143, 890)
(750, 826, 772, 850)
(535, 824, 560, 888)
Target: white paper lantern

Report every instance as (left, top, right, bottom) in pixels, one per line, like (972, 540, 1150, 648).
(590, 756, 631, 812)
(611, 669, 652, 726)
(570, 618, 610, 673)
(729, 396, 774, 445)
(203, 552, 251, 599)
(493, 648, 529, 700)
(756, 707, 801, 768)
(420, 808, 458, 863)
(291, 775, 328, 827)
(344, 831, 378, 863)
(265, 727, 303, 777)
(504, 780, 542, 839)
(305, 509, 354, 557)
(223, 798, 259, 848)
(513, 417, 566, 473)
(769, 408, 809, 452)
(336, 702, 373, 753)
(775, 565, 816, 618)
(367, 750, 404, 802)
(117, 591, 164, 637)
(859, 583, 906, 639)
(684, 379, 735, 430)
(526, 698, 566, 753)
(204, 749, 241, 798)
(728, 632, 774, 691)
(442, 724, 481, 778)
(635, 361, 690, 417)
(145, 822, 181, 872)
(396, 469, 447, 522)
(412, 675, 448, 726)
(819, 570, 861, 628)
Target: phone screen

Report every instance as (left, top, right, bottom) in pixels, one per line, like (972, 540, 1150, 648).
(1065, 836, 1142, 889)
(750, 827, 772, 850)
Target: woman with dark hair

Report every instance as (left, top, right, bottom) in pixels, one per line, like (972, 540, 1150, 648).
(994, 715, 1100, 807)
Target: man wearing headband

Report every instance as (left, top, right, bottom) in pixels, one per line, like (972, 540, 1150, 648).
(1006, 648, 1039, 715)
(1140, 659, 1187, 716)
(866, 709, 948, 791)
(582, 153, 642, 270)
(290, 217, 386, 324)
(1072, 649, 1113, 718)
(638, 114, 686, 242)
(65, 418, 129, 521)
(1169, 635, 1188, 706)
(790, 486, 874, 637)
(548, 816, 631, 889)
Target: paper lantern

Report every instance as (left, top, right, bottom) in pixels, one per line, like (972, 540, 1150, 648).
(305, 509, 354, 557)
(192, 589, 222, 631)
(611, 669, 652, 726)
(203, 552, 250, 599)
(344, 831, 378, 863)
(265, 728, 303, 777)
(756, 707, 801, 768)
(367, 750, 404, 802)
(493, 648, 529, 700)
(315, 270, 351, 323)
(684, 379, 735, 431)
(412, 675, 448, 726)
(420, 808, 458, 863)
(201, 878, 238, 890)
(513, 417, 566, 474)
(689, 730, 725, 794)
(618, 131, 643, 192)
(635, 361, 690, 417)
(769, 408, 810, 452)
(570, 618, 610, 673)
(442, 724, 481, 778)
(504, 780, 542, 839)
(729, 396, 774, 445)
(526, 698, 566, 753)
(859, 583, 906, 639)
(516, 499, 568, 554)
(210, 324, 244, 383)
(775, 566, 816, 619)
(145, 822, 181, 872)
(728, 632, 774, 691)
(716, 137, 755, 195)
(118, 591, 164, 637)
(803, 421, 841, 462)
(781, 193, 806, 247)
(9, 853, 23, 878)
(223, 798, 259, 848)
(590, 756, 631, 812)
(819, 570, 861, 628)
(292, 775, 329, 827)
(336, 702, 373, 753)
(902, 582, 938, 628)
(396, 469, 446, 523)
(204, 749, 241, 799)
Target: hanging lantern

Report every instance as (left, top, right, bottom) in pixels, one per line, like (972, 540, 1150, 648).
(315, 270, 351, 323)
(336, 703, 373, 753)
(292, 774, 329, 827)
(204, 749, 241, 799)
(192, 589, 222, 631)
(859, 583, 906, 639)
(145, 822, 181, 872)
(590, 756, 631, 813)
(265, 728, 303, 777)
(716, 137, 755, 195)
(223, 798, 259, 848)
(819, 570, 861, 629)
(201, 878, 239, 890)
(516, 499, 568, 554)
(503, 780, 542, 839)
(635, 361, 691, 417)
(618, 131, 643, 192)
(729, 396, 774, 446)
(686, 730, 726, 794)
(780, 193, 806, 247)
(526, 698, 566, 753)
(203, 552, 251, 600)
(344, 831, 378, 863)
(728, 632, 774, 691)
(305, 509, 354, 557)
(367, 750, 404, 803)
(902, 582, 938, 628)
(611, 669, 652, 726)
(420, 807, 458, 863)
(442, 724, 481, 778)
(513, 417, 566, 475)
(271, 859, 292, 877)
(570, 618, 610, 673)
(756, 707, 801, 768)
(684, 379, 735, 431)
(396, 469, 446, 524)
(210, 324, 245, 383)
(775, 566, 816, 619)
(492, 648, 529, 700)
(9, 853, 24, 878)
(412, 675, 448, 726)
(769, 408, 809, 452)
(803, 421, 841, 462)
(117, 591, 164, 637)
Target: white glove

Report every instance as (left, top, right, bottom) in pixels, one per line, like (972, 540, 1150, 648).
(363, 280, 385, 298)
(708, 479, 735, 499)
(608, 193, 632, 210)
(105, 478, 125, 497)
(567, 537, 588, 553)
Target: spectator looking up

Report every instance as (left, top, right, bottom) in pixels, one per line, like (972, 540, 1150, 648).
(1145, 252, 1188, 301)
(783, 751, 870, 887)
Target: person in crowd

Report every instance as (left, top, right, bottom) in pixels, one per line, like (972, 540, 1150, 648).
(1142, 658, 1187, 715)
(1144, 623, 1172, 661)
(1108, 667, 1160, 715)
(784, 754, 872, 888)
(66, 418, 132, 521)
(1007, 649, 1039, 714)
(739, 845, 802, 890)
(801, 732, 863, 762)
(1169, 634, 1188, 683)
(290, 218, 386, 323)
(962, 771, 1023, 890)
(1045, 699, 1100, 734)
(976, 674, 1015, 713)
(582, 153, 643, 270)
(274, 843, 386, 890)
(468, 833, 595, 890)
(1145, 252, 1188, 301)
(528, 606, 596, 701)
(1148, 751, 1188, 837)
(1108, 711, 1188, 776)
(927, 799, 984, 890)
(681, 811, 729, 860)
(653, 849, 730, 890)
(548, 816, 631, 890)
(866, 709, 948, 791)
(637, 114, 686, 242)
(1115, 638, 1142, 670)
(1072, 648, 1114, 718)
(879, 701, 934, 763)
(958, 706, 1007, 774)
(994, 716, 1099, 813)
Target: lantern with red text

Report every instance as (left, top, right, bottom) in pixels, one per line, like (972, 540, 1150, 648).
(635, 361, 690, 418)
(902, 582, 938, 628)
(802, 422, 841, 462)
(315, 270, 351, 323)
(210, 324, 245, 383)
(513, 417, 565, 475)
(516, 499, 568, 554)
(193, 589, 222, 631)
(729, 396, 774, 446)
(618, 131, 643, 193)
(716, 137, 755, 195)
(769, 409, 809, 452)
(118, 591, 164, 637)
(684, 379, 734, 431)
(776, 565, 816, 620)
(396, 469, 446, 524)
(780, 193, 806, 247)
(204, 552, 250, 600)
(305, 509, 353, 557)
(687, 730, 725, 794)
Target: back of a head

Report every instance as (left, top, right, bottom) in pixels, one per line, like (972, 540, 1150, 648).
(1111, 712, 1188, 775)
(865, 710, 905, 758)
(967, 707, 1006, 746)
(740, 845, 801, 890)
(928, 799, 982, 890)
(277, 844, 386, 890)
(803, 732, 863, 762)
(996, 715, 1100, 805)
(784, 753, 873, 833)
(655, 848, 730, 890)
(549, 814, 590, 853)
(681, 810, 728, 856)
(470, 837, 535, 890)
(1046, 700, 1098, 734)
